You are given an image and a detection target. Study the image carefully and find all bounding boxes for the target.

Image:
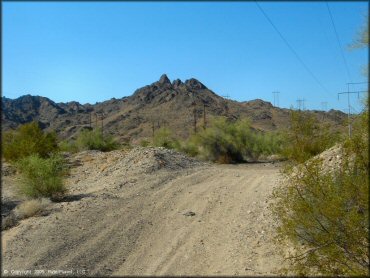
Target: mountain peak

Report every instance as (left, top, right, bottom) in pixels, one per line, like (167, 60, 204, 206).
(185, 78, 207, 90)
(158, 74, 171, 85)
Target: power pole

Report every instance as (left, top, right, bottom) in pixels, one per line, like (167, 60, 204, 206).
(101, 113, 104, 137)
(203, 103, 206, 130)
(321, 101, 328, 111)
(321, 101, 328, 120)
(89, 112, 92, 128)
(296, 99, 305, 110)
(152, 121, 155, 138)
(191, 101, 197, 134)
(222, 93, 230, 100)
(272, 91, 280, 107)
(338, 87, 367, 138)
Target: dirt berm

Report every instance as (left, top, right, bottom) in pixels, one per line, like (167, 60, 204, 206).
(2, 147, 286, 276)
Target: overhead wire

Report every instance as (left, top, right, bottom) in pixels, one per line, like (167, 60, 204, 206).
(325, 2, 353, 83)
(254, 1, 332, 98)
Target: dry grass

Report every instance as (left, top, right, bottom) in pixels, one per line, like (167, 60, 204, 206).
(14, 199, 50, 219)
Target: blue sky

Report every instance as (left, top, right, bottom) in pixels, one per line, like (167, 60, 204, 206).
(3, 1, 368, 112)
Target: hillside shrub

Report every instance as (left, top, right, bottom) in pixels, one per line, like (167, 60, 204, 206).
(76, 128, 119, 152)
(59, 140, 79, 153)
(272, 105, 369, 275)
(2, 122, 59, 162)
(183, 117, 283, 163)
(16, 154, 68, 199)
(279, 110, 340, 164)
(152, 127, 180, 149)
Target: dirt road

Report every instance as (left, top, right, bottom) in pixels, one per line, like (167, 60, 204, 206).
(2, 148, 285, 276)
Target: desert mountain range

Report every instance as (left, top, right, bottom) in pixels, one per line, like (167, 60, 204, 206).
(2, 74, 346, 143)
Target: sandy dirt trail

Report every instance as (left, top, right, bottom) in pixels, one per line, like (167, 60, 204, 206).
(2, 150, 285, 276)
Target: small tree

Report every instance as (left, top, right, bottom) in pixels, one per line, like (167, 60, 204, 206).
(272, 104, 369, 276)
(76, 128, 119, 152)
(280, 110, 339, 164)
(2, 122, 58, 162)
(152, 127, 180, 149)
(16, 154, 68, 199)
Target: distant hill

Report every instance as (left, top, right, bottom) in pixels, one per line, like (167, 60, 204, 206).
(1, 74, 347, 143)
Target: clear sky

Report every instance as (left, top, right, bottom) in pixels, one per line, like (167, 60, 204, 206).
(3, 1, 368, 112)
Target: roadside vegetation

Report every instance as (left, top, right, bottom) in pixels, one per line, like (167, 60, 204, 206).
(2, 121, 58, 162)
(272, 103, 368, 276)
(270, 18, 369, 276)
(2, 122, 67, 201)
(16, 154, 68, 200)
(59, 128, 119, 153)
(150, 116, 283, 163)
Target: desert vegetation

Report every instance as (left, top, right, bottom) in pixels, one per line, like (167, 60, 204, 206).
(2, 121, 58, 161)
(271, 103, 369, 275)
(60, 128, 119, 153)
(150, 116, 283, 163)
(2, 122, 68, 200)
(16, 154, 68, 199)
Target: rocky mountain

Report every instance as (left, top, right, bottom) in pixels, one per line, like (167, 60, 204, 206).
(1, 74, 347, 143)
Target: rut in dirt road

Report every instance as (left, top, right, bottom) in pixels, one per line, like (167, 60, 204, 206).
(2, 148, 285, 276)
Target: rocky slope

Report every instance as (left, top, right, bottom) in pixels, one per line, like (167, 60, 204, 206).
(2, 74, 347, 143)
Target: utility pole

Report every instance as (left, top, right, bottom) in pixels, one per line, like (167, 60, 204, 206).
(152, 121, 155, 139)
(101, 113, 104, 137)
(338, 87, 367, 138)
(222, 93, 230, 100)
(321, 101, 328, 120)
(272, 91, 280, 107)
(296, 99, 305, 110)
(192, 101, 197, 134)
(203, 103, 206, 130)
(89, 112, 92, 128)
(321, 101, 328, 111)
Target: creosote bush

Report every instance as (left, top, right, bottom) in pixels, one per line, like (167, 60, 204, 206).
(279, 110, 341, 164)
(16, 154, 68, 199)
(181, 117, 283, 163)
(2, 121, 58, 162)
(75, 128, 119, 152)
(272, 104, 369, 275)
(152, 127, 180, 149)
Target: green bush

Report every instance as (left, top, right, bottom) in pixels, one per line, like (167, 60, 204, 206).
(139, 139, 151, 147)
(280, 110, 340, 164)
(182, 117, 283, 163)
(59, 140, 79, 153)
(16, 154, 68, 199)
(272, 106, 369, 275)
(152, 127, 180, 149)
(2, 122, 59, 162)
(76, 128, 119, 152)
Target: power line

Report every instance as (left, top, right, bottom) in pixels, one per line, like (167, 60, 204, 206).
(255, 1, 331, 97)
(325, 2, 352, 83)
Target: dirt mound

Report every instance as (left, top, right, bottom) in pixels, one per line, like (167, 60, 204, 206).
(108, 147, 204, 175)
(314, 144, 344, 174)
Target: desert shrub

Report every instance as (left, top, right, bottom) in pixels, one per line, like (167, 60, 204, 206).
(280, 110, 340, 164)
(76, 128, 119, 152)
(152, 127, 180, 149)
(185, 117, 283, 163)
(14, 198, 50, 219)
(179, 135, 200, 157)
(59, 140, 79, 153)
(272, 105, 369, 275)
(139, 139, 151, 147)
(2, 122, 59, 162)
(16, 154, 68, 199)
